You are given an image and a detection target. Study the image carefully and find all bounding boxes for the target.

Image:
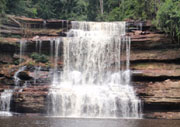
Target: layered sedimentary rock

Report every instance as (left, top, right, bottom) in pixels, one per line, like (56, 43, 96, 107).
(11, 86, 49, 113)
(130, 27, 180, 119)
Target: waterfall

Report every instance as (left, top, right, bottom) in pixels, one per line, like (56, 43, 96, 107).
(14, 66, 26, 86)
(34, 39, 43, 84)
(0, 90, 13, 111)
(0, 38, 28, 116)
(0, 66, 26, 116)
(19, 39, 27, 63)
(50, 38, 54, 62)
(52, 38, 61, 86)
(0, 90, 13, 116)
(34, 66, 41, 84)
(48, 21, 142, 118)
(39, 40, 42, 54)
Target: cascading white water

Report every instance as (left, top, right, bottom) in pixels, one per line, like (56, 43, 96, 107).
(34, 39, 44, 84)
(14, 66, 26, 86)
(0, 89, 13, 116)
(50, 39, 54, 62)
(0, 66, 26, 116)
(52, 38, 61, 82)
(48, 21, 141, 118)
(0, 90, 13, 112)
(20, 39, 27, 63)
(39, 40, 42, 54)
(35, 39, 43, 54)
(0, 39, 28, 116)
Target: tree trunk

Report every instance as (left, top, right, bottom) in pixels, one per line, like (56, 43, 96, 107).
(99, 0, 103, 15)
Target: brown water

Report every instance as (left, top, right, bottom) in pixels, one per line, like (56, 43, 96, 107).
(0, 116, 180, 127)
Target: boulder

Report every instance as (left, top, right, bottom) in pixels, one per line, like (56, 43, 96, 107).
(18, 71, 32, 80)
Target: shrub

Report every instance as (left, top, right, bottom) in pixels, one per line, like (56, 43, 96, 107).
(155, 0, 180, 41)
(30, 52, 49, 63)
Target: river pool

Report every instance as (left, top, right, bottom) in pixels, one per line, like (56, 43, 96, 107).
(0, 116, 180, 127)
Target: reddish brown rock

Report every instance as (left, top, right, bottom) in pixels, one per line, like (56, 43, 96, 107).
(135, 80, 180, 112)
(128, 27, 180, 119)
(145, 112, 180, 119)
(12, 86, 49, 113)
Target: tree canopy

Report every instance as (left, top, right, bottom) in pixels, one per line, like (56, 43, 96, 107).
(155, 0, 180, 41)
(0, 0, 180, 39)
(0, 0, 165, 20)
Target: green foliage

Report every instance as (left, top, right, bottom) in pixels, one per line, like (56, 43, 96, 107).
(73, 0, 89, 20)
(6, 0, 37, 17)
(0, 0, 7, 14)
(14, 59, 20, 65)
(1, 0, 180, 41)
(156, 0, 180, 40)
(105, 0, 163, 21)
(86, 0, 99, 21)
(106, 7, 123, 21)
(1, 0, 164, 21)
(31, 53, 49, 63)
(34, 0, 57, 19)
(27, 61, 35, 66)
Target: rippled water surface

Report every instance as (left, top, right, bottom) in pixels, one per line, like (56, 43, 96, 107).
(0, 116, 180, 127)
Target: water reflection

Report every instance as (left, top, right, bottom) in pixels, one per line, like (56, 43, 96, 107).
(0, 116, 180, 127)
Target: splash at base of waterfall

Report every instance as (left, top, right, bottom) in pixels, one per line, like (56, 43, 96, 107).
(49, 79, 141, 118)
(0, 89, 13, 116)
(0, 111, 12, 116)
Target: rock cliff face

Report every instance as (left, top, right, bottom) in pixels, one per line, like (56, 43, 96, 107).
(129, 27, 180, 119)
(0, 16, 180, 119)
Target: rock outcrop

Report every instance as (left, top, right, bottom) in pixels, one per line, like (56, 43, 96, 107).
(11, 86, 49, 113)
(129, 26, 180, 119)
